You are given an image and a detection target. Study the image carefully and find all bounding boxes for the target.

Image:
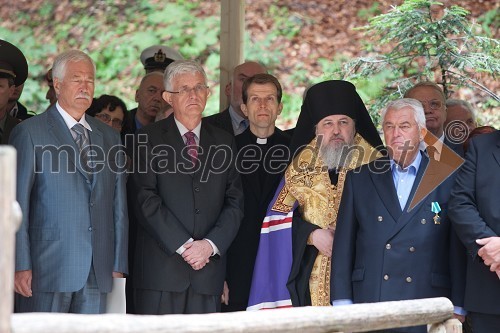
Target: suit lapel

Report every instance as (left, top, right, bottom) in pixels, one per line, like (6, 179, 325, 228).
(369, 158, 402, 222)
(161, 116, 189, 175)
(87, 117, 103, 187)
(221, 109, 233, 134)
(493, 132, 500, 168)
(198, 122, 218, 178)
(239, 130, 263, 199)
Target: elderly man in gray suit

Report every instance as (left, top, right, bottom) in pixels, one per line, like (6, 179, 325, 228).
(10, 50, 128, 313)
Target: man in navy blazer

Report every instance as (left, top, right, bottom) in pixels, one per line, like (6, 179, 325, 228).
(331, 98, 465, 333)
(11, 50, 128, 313)
(130, 60, 244, 314)
(449, 130, 500, 332)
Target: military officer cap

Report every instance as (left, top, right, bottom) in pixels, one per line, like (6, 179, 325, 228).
(0, 39, 28, 86)
(140, 45, 183, 72)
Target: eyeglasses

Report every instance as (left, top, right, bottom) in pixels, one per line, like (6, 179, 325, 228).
(167, 84, 209, 96)
(95, 113, 123, 128)
(420, 100, 443, 110)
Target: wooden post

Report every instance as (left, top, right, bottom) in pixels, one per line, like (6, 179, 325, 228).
(0, 146, 22, 333)
(219, 0, 244, 111)
(429, 318, 463, 333)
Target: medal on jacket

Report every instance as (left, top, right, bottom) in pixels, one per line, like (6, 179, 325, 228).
(431, 202, 441, 224)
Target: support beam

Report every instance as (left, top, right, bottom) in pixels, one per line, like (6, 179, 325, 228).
(0, 146, 22, 333)
(11, 298, 460, 333)
(219, 0, 245, 111)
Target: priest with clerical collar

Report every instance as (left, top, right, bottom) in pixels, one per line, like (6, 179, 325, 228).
(223, 73, 291, 312)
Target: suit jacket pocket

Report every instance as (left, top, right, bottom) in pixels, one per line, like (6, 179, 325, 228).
(431, 273, 451, 288)
(29, 227, 60, 241)
(351, 267, 365, 282)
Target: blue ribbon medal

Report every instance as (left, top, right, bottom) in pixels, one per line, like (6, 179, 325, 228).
(431, 202, 441, 224)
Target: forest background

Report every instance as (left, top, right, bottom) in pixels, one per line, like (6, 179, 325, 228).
(0, 0, 498, 129)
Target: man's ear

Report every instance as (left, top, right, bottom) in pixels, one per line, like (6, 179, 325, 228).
(53, 78, 62, 97)
(225, 81, 232, 98)
(7, 85, 15, 99)
(420, 127, 428, 142)
(277, 102, 283, 116)
(241, 103, 248, 117)
(162, 91, 172, 105)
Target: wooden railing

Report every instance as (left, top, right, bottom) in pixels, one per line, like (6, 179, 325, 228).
(0, 146, 461, 333)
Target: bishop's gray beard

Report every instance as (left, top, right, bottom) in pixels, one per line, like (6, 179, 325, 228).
(319, 142, 353, 170)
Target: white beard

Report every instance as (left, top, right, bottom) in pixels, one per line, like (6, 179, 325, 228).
(319, 141, 353, 170)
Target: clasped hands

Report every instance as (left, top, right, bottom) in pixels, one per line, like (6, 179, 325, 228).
(182, 239, 213, 271)
(476, 236, 500, 279)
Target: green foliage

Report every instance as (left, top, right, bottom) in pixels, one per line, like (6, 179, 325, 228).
(477, 8, 499, 37)
(357, 2, 381, 20)
(0, 0, 222, 114)
(0, 0, 496, 128)
(268, 5, 304, 39)
(336, 0, 499, 126)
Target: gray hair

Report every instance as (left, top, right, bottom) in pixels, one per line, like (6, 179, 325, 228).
(404, 81, 446, 102)
(446, 98, 476, 118)
(381, 98, 426, 129)
(163, 60, 207, 91)
(52, 50, 96, 81)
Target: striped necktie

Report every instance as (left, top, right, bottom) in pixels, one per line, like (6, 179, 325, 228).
(72, 123, 93, 179)
(184, 131, 198, 165)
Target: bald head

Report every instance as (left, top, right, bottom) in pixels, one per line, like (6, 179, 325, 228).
(225, 61, 267, 117)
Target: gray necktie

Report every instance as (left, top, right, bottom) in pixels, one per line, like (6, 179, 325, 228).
(72, 123, 93, 179)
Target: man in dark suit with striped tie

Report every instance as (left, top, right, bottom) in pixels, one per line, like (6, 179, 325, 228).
(130, 60, 244, 314)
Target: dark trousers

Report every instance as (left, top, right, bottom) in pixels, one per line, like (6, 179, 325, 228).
(16, 265, 106, 313)
(134, 286, 220, 314)
(469, 312, 500, 333)
(222, 301, 247, 312)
